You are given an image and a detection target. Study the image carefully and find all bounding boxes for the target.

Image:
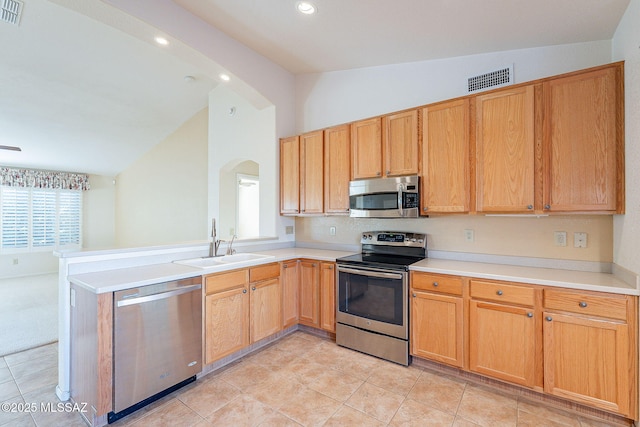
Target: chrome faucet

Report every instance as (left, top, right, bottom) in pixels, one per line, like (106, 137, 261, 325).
(226, 234, 237, 255)
(208, 218, 224, 257)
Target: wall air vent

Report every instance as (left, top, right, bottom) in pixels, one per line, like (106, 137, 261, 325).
(1, 0, 23, 25)
(467, 65, 513, 93)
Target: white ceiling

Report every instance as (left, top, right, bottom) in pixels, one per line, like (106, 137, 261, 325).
(0, 0, 630, 176)
(174, 0, 630, 74)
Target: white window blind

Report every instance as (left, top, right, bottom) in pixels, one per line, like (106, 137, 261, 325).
(0, 187, 82, 253)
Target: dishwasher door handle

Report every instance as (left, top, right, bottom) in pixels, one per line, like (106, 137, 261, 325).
(116, 284, 202, 308)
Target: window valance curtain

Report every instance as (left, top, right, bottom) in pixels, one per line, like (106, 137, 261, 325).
(0, 167, 90, 191)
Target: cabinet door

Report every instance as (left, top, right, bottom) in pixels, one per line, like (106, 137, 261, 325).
(469, 300, 536, 387)
(299, 260, 320, 327)
(320, 262, 336, 332)
(544, 66, 619, 212)
(421, 100, 470, 214)
(411, 290, 463, 368)
(383, 110, 419, 177)
(205, 286, 249, 364)
(476, 85, 535, 213)
(280, 136, 300, 214)
(324, 125, 351, 214)
(250, 278, 282, 343)
(351, 118, 382, 179)
(300, 130, 324, 214)
(281, 260, 299, 328)
(543, 312, 630, 416)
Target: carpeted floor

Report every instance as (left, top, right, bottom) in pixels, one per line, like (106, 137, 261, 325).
(0, 273, 58, 357)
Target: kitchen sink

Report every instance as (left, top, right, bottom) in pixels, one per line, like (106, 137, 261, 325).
(173, 253, 274, 268)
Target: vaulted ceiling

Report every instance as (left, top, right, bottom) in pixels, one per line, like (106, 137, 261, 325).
(0, 0, 630, 176)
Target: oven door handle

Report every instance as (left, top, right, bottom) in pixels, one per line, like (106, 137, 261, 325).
(338, 266, 404, 280)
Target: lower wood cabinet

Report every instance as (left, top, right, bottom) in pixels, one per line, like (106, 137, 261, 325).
(410, 271, 638, 420)
(319, 262, 336, 333)
(281, 260, 300, 328)
(543, 288, 636, 417)
(410, 272, 464, 368)
(298, 260, 337, 332)
(299, 260, 320, 327)
(204, 263, 281, 365)
(468, 279, 539, 388)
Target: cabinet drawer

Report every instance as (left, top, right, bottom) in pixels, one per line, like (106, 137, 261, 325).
(412, 272, 463, 296)
(544, 289, 628, 321)
(470, 280, 535, 306)
(205, 269, 248, 294)
(250, 263, 280, 282)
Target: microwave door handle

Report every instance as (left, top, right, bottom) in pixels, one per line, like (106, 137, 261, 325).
(398, 184, 404, 217)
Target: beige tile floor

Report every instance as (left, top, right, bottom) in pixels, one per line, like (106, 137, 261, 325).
(0, 332, 631, 427)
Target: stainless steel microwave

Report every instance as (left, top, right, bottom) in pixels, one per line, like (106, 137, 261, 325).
(349, 175, 419, 218)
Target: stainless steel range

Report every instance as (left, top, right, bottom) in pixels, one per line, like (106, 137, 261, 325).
(336, 231, 427, 366)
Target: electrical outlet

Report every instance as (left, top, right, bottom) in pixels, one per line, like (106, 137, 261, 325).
(12, 258, 18, 265)
(574, 232, 587, 248)
(464, 229, 474, 243)
(285, 225, 294, 235)
(554, 231, 567, 247)
(329, 226, 336, 236)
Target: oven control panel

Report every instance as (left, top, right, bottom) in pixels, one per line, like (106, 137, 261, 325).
(361, 231, 426, 247)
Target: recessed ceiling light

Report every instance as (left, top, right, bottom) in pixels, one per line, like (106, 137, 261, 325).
(296, 1, 316, 15)
(219, 73, 231, 82)
(154, 36, 169, 46)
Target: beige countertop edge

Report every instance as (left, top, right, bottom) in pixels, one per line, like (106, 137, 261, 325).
(410, 259, 639, 296)
(68, 248, 354, 294)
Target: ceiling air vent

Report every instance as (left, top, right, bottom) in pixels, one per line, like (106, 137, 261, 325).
(467, 65, 513, 93)
(1, 0, 23, 25)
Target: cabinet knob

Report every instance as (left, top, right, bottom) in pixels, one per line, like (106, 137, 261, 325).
(252, 286, 256, 291)
(433, 282, 439, 287)
(527, 205, 533, 210)
(412, 293, 417, 298)
(243, 289, 247, 294)
(496, 290, 503, 296)
(329, 265, 334, 270)
(579, 301, 588, 308)
(386, 170, 390, 175)
(545, 316, 553, 322)
(312, 263, 317, 267)
(423, 207, 429, 212)
(544, 204, 551, 210)
(283, 265, 288, 269)
(376, 172, 381, 176)
(527, 312, 534, 318)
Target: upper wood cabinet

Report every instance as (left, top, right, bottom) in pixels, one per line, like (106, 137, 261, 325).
(279, 136, 299, 215)
(300, 130, 324, 214)
(324, 125, 351, 214)
(475, 85, 536, 213)
(421, 99, 470, 214)
(351, 117, 383, 179)
(543, 65, 623, 213)
(383, 110, 419, 177)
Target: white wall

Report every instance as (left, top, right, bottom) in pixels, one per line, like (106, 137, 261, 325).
(296, 40, 612, 132)
(115, 108, 209, 247)
(208, 85, 293, 243)
(613, 0, 640, 274)
(83, 174, 115, 249)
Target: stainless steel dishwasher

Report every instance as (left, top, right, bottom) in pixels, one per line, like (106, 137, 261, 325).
(109, 277, 202, 423)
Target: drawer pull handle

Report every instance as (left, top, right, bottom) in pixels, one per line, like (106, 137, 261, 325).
(496, 290, 503, 296)
(579, 301, 588, 308)
(433, 282, 439, 287)
(545, 316, 553, 322)
(527, 312, 533, 318)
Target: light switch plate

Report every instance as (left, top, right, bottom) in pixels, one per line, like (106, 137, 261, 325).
(554, 231, 567, 247)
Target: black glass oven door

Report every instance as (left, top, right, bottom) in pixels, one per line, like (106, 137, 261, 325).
(337, 266, 405, 326)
